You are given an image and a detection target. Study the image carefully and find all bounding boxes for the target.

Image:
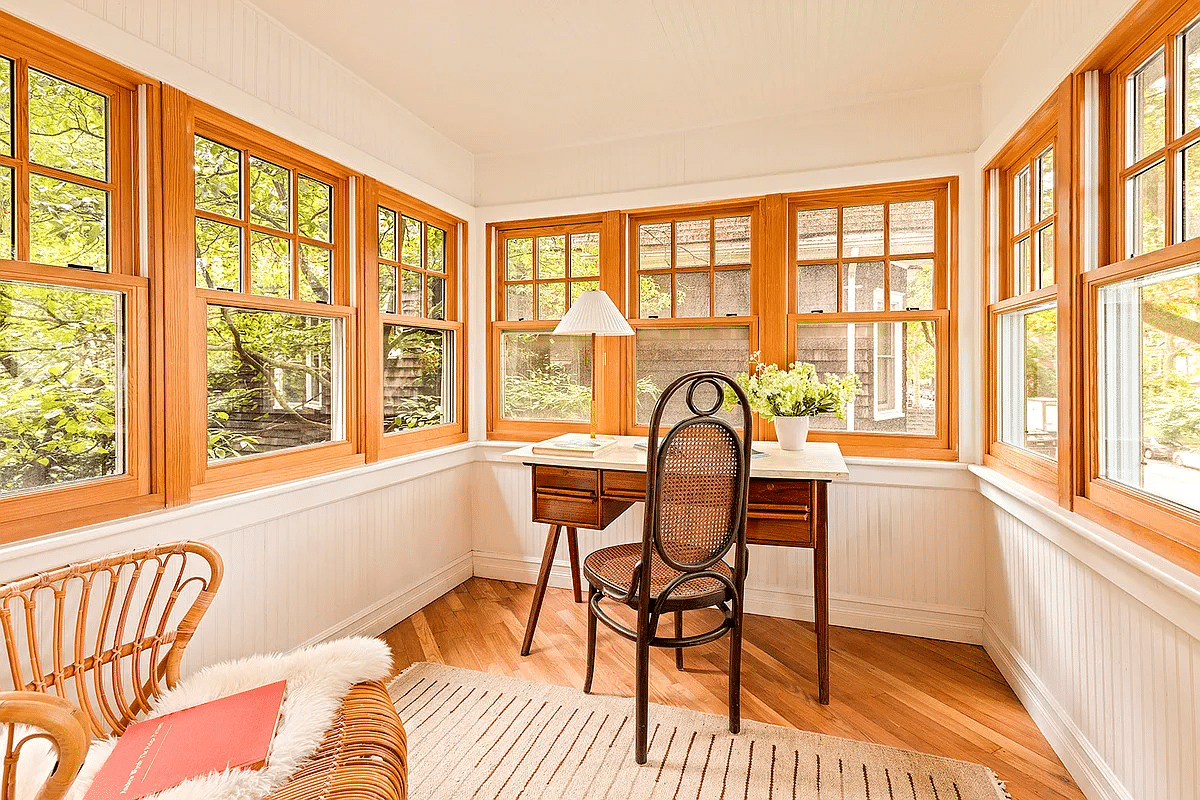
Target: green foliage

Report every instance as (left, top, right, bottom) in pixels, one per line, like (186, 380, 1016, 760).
(383, 326, 446, 431)
(725, 356, 861, 421)
(503, 364, 592, 418)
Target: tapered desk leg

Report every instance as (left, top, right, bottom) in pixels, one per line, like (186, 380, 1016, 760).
(521, 524, 562, 656)
(566, 526, 583, 603)
(813, 480, 830, 704)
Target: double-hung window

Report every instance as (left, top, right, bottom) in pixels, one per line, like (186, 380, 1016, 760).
(787, 180, 956, 458)
(0, 28, 154, 539)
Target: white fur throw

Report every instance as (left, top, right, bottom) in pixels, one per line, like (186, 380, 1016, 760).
(15, 636, 392, 800)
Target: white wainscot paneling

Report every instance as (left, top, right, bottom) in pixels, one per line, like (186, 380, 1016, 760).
(0, 447, 476, 675)
(472, 446, 986, 644)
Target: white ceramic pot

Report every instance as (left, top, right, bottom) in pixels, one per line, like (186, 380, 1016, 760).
(773, 416, 811, 450)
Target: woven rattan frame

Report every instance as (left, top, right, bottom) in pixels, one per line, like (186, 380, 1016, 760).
(0, 541, 408, 800)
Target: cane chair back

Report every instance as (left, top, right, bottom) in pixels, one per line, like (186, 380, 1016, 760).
(0, 542, 223, 738)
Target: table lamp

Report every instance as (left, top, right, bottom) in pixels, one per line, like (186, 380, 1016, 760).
(552, 290, 634, 438)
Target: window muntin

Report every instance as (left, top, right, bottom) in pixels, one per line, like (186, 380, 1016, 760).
(501, 229, 599, 322)
(1009, 146, 1057, 294)
(499, 331, 592, 423)
(633, 326, 751, 426)
(378, 206, 448, 321)
(634, 215, 752, 319)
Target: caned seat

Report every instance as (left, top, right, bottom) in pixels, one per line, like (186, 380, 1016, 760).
(583, 542, 732, 610)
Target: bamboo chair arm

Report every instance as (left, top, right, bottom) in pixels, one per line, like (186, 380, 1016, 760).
(0, 692, 91, 800)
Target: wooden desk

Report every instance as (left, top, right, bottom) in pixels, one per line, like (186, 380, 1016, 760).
(505, 437, 849, 704)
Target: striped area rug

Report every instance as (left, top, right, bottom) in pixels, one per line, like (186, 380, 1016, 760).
(389, 663, 1008, 800)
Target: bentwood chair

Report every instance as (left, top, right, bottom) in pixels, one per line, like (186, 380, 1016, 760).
(0, 542, 408, 800)
(582, 371, 752, 765)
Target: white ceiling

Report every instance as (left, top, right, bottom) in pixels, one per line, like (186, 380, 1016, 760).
(250, 0, 1034, 157)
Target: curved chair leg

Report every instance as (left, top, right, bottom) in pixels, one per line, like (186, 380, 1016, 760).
(634, 632, 651, 764)
(674, 610, 684, 671)
(728, 610, 743, 734)
(584, 585, 599, 694)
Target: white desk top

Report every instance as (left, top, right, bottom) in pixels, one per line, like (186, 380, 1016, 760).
(504, 435, 849, 482)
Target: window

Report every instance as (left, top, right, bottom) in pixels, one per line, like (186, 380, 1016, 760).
(629, 205, 757, 431)
(366, 181, 465, 459)
(788, 180, 955, 457)
(489, 215, 615, 439)
(0, 25, 154, 539)
(175, 97, 359, 500)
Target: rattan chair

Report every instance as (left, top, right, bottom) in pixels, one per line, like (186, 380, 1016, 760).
(582, 371, 752, 765)
(0, 541, 407, 800)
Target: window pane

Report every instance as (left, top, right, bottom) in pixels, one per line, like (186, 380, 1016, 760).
(843, 204, 884, 258)
(634, 326, 750, 426)
(998, 305, 1057, 459)
(299, 243, 331, 304)
(378, 207, 397, 261)
(538, 234, 566, 279)
(639, 222, 671, 269)
(570, 279, 598, 305)
(195, 218, 241, 291)
(1183, 142, 1200, 241)
(500, 332, 591, 422)
(28, 69, 107, 181)
(1014, 236, 1031, 295)
(889, 200, 935, 255)
(796, 208, 837, 260)
(843, 261, 885, 311)
(207, 306, 342, 460)
(538, 281, 566, 320)
(383, 325, 451, 432)
(248, 156, 290, 231)
(1098, 262, 1200, 513)
(297, 176, 331, 242)
(570, 232, 599, 277)
(715, 269, 751, 316)
(0, 280, 123, 496)
(250, 231, 291, 298)
(889, 259, 934, 311)
(505, 283, 532, 320)
(1013, 167, 1031, 234)
(379, 264, 396, 314)
(505, 237, 533, 280)
(675, 219, 710, 268)
(796, 263, 837, 313)
(401, 269, 422, 316)
(714, 215, 751, 265)
(401, 215, 422, 267)
(428, 225, 446, 273)
(1129, 50, 1166, 164)
(796, 321, 937, 435)
(675, 271, 710, 317)
(1036, 147, 1055, 222)
(195, 136, 241, 219)
(427, 274, 445, 320)
(1129, 161, 1166, 257)
(639, 272, 672, 318)
(0, 57, 10, 157)
(30, 174, 108, 271)
(0, 165, 11, 261)
(1185, 21, 1200, 133)
(1037, 224, 1055, 288)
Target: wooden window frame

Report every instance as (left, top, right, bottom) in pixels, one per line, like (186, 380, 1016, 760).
(163, 90, 361, 504)
(360, 178, 467, 460)
(487, 212, 622, 441)
(0, 14, 162, 543)
(786, 178, 959, 460)
(983, 81, 1075, 503)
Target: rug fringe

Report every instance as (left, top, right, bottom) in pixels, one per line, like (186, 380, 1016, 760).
(988, 768, 1013, 800)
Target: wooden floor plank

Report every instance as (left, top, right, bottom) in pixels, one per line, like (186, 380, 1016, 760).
(381, 578, 1085, 800)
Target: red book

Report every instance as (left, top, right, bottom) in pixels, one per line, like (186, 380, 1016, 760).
(84, 681, 287, 800)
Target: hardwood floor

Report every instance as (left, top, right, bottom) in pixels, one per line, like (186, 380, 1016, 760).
(381, 577, 1084, 800)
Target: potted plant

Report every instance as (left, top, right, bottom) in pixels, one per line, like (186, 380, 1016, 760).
(725, 357, 861, 450)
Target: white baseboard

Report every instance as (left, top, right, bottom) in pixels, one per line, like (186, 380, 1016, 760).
(301, 553, 474, 647)
(982, 621, 1131, 800)
(472, 550, 983, 645)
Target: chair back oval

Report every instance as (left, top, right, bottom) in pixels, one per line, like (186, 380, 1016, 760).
(644, 372, 752, 575)
(0, 541, 223, 738)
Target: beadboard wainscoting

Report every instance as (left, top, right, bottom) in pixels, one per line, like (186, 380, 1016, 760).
(473, 443, 987, 644)
(0, 446, 476, 675)
(976, 467, 1200, 800)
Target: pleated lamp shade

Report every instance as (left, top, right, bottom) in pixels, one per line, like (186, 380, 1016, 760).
(552, 290, 634, 336)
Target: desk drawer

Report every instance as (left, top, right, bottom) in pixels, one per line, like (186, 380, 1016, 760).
(534, 465, 598, 494)
(602, 470, 646, 500)
(747, 478, 812, 547)
(748, 478, 811, 508)
(534, 490, 601, 527)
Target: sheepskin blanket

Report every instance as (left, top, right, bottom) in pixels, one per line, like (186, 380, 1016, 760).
(15, 636, 392, 800)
